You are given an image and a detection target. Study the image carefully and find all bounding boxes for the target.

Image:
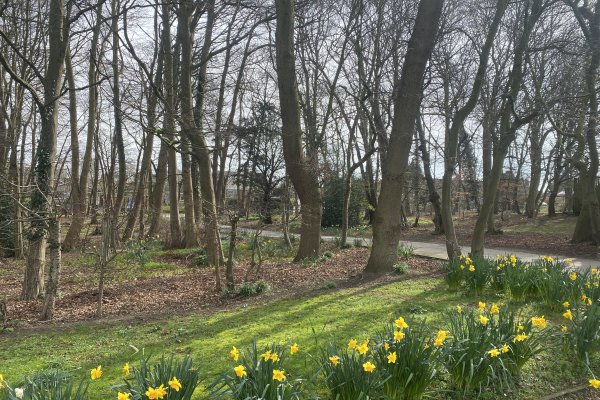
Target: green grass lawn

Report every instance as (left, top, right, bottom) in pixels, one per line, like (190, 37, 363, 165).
(0, 276, 596, 399)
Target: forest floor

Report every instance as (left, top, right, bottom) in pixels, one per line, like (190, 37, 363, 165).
(0, 243, 441, 328)
(237, 212, 600, 260)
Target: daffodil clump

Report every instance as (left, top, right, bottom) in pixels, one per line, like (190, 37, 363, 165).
(443, 302, 548, 394)
(113, 353, 199, 400)
(561, 299, 600, 366)
(209, 341, 303, 400)
(1, 368, 89, 400)
(374, 318, 442, 400)
(443, 255, 596, 306)
(319, 338, 380, 400)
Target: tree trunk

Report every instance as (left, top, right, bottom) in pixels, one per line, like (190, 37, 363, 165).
(63, 4, 101, 251)
(179, 0, 222, 288)
(40, 216, 60, 320)
(275, 0, 323, 261)
(22, 0, 67, 300)
(226, 215, 238, 290)
(471, 0, 543, 258)
(365, 0, 444, 273)
(416, 115, 443, 234)
(111, 0, 126, 240)
(148, 142, 168, 237)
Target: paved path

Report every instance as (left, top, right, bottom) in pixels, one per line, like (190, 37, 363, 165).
(224, 226, 598, 271)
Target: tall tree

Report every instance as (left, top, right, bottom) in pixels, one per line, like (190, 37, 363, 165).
(365, 0, 444, 273)
(275, 0, 323, 261)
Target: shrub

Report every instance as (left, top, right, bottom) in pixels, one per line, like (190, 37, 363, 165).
(319, 338, 380, 400)
(113, 353, 199, 400)
(397, 244, 414, 260)
(393, 262, 408, 275)
(375, 319, 440, 400)
(4, 368, 89, 400)
(209, 341, 304, 400)
(195, 248, 208, 266)
(320, 281, 337, 290)
(125, 239, 152, 268)
(321, 176, 364, 228)
(238, 281, 269, 297)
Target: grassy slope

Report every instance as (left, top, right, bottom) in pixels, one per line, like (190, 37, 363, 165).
(0, 276, 595, 399)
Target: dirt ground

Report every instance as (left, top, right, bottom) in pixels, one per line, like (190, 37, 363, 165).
(0, 245, 441, 329)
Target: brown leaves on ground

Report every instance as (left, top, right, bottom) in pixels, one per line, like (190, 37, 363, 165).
(0, 245, 441, 330)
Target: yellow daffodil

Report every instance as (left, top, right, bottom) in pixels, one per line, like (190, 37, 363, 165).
(517, 323, 524, 331)
(459, 264, 465, 270)
(434, 330, 448, 347)
(117, 392, 130, 400)
(145, 385, 167, 400)
(363, 362, 376, 373)
(469, 265, 476, 272)
(501, 344, 510, 353)
(592, 268, 599, 275)
(261, 350, 272, 361)
(590, 379, 600, 389)
(490, 303, 500, 315)
(456, 305, 463, 313)
(569, 272, 577, 281)
(273, 369, 286, 381)
(0, 373, 4, 389)
(387, 351, 397, 364)
(563, 301, 570, 308)
(290, 343, 299, 355)
(531, 316, 547, 328)
(122, 363, 130, 376)
(356, 343, 369, 355)
(478, 301, 486, 311)
(230, 346, 239, 361)
(395, 317, 409, 330)
(90, 366, 102, 380)
(348, 339, 358, 349)
(479, 315, 489, 325)
(514, 333, 528, 342)
(168, 377, 182, 392)
(466, 257, 472, 264)
(394, 331, 405, 341)
(383, 342, 390, 350)
(563, 309, 573, 321)
(565, 258, 573, 264)
(487, 348, 501, 357)
(270, 353, 279, 362)
(562, 325, 568, 332)
(329, 355, 340, 366)
(234, 365, 247, 378)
